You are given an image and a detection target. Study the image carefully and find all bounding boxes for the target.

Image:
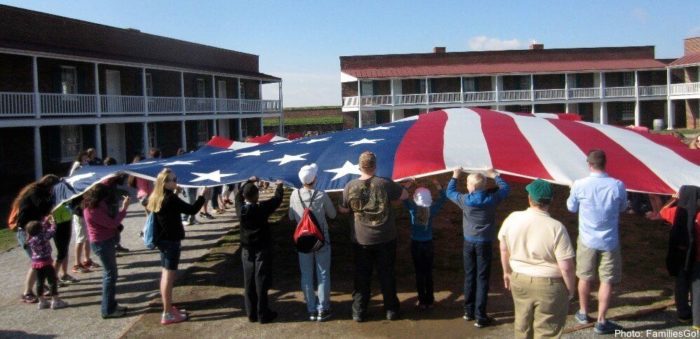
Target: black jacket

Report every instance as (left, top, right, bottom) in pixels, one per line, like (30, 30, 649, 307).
(667, 185, 700, 276)
(17, 188, 53, 229)
(155, 189, 205, 241)
(236, 182, 284, 248)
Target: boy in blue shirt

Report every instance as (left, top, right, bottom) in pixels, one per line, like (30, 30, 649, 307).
(447, 167, 509, 328)
(402, 178, 448, 310)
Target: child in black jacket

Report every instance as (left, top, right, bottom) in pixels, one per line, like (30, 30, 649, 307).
(235, 177, 284, 324)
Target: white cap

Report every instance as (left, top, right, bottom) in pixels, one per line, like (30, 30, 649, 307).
(413, 187, 432, 207)
(298, 163, 318, 185)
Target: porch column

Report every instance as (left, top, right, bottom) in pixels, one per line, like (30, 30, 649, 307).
(260, 118, 264, 136)
(530, 74, 535, 113)
(212, 119, 218, 136)
(34, 126, 42, 180)
(459, 76, 464, 107)
(95, 125, 102, 159)
(494, 75, 501, 111)
(425, 77, 430, 111)
(181, 120, 187, 151)
(564, 73, 570, 113)
(180, 72, 186, 115)
(278, 81, 284, 135)
(142, 122, 149, 155)
(237, 118, 243, 141)
(599, 72, 606, 124)
(390, 78, 395, 121)
(142, 68, 148, 116)
(94, 63, 103, 158)
(634, 71, 640, 126)
(357, 80, 362, 128)
(32, 56, 41, 119)
(212, 76, 217, 115)
(666, 68, 674, 129)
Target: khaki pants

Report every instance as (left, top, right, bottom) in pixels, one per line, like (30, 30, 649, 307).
(511, 272, 568, 339)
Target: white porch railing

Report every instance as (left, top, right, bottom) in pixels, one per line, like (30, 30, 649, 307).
(569, 88, 600, 99)
(216, 98, 240, 112)
(101, 95, 145, 114)
(240, 99, 261, 112)
(500, 90, 531, 101)
(463, 91, 496, 102)
(41, 93, 96, 115)
(262, 100, 281, 112)
(670, 82, 700, 96)
(534, 89, 566, 100)
(429, 92, 461, 103)
(0, 92, 34, 117)
(638, 85, 667, 97)
(361, 95, 392, 106)
(185, 98, 214, 113)
(604, 86, 635, 98)
(148, 96, 183, 114)
(395, 93, 427, 105)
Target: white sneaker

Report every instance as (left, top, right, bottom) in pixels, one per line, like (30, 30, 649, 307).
(51, 299, 68, 309)
(37, 299, 50, 310)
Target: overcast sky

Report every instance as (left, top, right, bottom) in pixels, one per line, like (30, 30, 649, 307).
(3, 0, 699, 107)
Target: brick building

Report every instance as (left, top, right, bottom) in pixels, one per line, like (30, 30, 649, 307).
(340, 39, 700, 129)
(0, 5, 283, 196)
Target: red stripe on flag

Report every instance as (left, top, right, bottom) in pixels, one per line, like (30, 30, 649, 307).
(627, 130, 700, 165)
(207, 136, 234, 149)
(472, 108, 552, 180)
(547, 120, 674, 193)
(392, 111, 448, 179)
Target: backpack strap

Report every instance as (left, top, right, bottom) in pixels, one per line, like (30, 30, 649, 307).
(298, 189, 319, 210)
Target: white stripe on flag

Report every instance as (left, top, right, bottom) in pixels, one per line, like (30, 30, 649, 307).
(442, 108, 492, 170)
(499, 111, 588, 185)
(583, 122, 700, 192)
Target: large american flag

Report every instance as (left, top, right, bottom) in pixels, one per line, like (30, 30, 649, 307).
(63, 108, 699, 204)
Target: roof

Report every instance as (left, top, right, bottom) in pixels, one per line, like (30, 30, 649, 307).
(341, 47, 668, 79)
(669, 53, 700, 67)
(0, 5, 279, 82)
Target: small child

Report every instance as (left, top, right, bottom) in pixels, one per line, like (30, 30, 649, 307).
(402, 178, 447, 310)
(26, 219, 68, 310)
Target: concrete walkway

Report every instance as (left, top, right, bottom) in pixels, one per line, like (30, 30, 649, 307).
(0, 201, 236, 339)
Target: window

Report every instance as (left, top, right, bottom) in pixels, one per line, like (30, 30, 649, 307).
(463, 78, 477, 92)
(196, 121, 209, 146)
(360, 80, 373, 96)
(519, 76, 531, 90)
(60, 125, 82, 162)
(61, 66, 77, 94)
(148, 123, 157, 149)
(623, 72, 634, 87)
(621, 102, 634, 121)
(145, 73, 153, 96)
(196, 78, 206, 97)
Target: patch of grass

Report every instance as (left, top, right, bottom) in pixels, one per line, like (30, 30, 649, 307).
(0, 228, 17, 252)
(264, 116, 343, 126)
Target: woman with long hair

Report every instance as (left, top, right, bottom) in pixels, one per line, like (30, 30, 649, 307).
(68, 151, 88, 177)
(147, 168, 208, 325)
(11, 174, 60, 303)
(82, 182, 129, 318)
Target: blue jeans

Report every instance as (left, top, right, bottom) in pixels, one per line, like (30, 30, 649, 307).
(16, 229, 32, 258)
(91, 236, 119, 316)
(463, 240, 492, 320)
(298, 244, 331, 313)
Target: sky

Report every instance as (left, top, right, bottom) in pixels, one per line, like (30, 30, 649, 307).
(2, 0, 699, 107)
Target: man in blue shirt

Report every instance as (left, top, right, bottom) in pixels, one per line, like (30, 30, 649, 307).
(447, 167, 509, 328)
(567, 149, 627, 335)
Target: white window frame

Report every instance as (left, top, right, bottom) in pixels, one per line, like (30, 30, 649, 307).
(61, 66, 77, 95)
(621, 102, 635, 121)
(196, 120, 209, 146)
(60, 125, 82, 162)
(196, 78, 206, 98)
(622, 72, 634, 87)
(463, 78, 477, 92)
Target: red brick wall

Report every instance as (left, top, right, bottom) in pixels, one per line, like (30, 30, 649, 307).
(684, 37, 700, 55)
(98, 65, 142, 96)
(150, 70, 181, 97)
(0, 53, 32, 92)
(431, 77, 460, 92)
(534, 74, 564, 89)
(342, 82, 357, 97)
(373, 80, 391, 95)
(37, 58, 94, 93)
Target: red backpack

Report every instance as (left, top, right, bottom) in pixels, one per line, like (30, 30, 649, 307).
(293, 190, 325, 253)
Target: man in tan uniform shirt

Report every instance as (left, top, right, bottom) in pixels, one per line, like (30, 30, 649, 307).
(498, 179, 576, 338)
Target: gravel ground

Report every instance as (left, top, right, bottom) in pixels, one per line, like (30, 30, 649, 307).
(0, 198, 235, 339)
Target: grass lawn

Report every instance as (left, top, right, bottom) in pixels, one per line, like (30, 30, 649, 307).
(0, 228, 16, 252)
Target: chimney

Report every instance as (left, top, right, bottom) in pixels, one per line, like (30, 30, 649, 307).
(529, 43, 544, 50)
(433, 47, 446, 54)
(684, 37, 700, 55)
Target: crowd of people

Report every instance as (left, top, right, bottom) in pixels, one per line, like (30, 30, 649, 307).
(6, 141, 700, 337)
